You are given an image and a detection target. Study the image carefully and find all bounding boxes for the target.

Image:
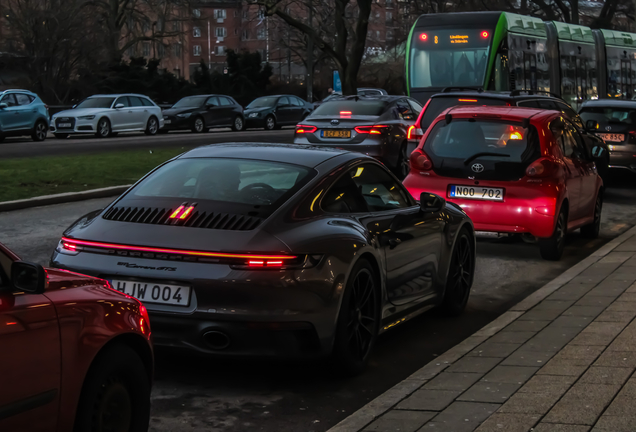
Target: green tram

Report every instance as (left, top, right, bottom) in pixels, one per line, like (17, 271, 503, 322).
(406, 11, 636, 108)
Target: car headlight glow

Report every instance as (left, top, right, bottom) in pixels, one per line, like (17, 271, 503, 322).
(78, 115, 95, 120)
(177, 113, 191, 118)
(248, 112, 259, 118)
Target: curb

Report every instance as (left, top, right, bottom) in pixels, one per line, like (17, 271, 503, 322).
(0, 185, 131, 213)
(327, 224, 636, 432)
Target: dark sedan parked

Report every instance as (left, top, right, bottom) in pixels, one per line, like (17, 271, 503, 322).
(244, 95, 313, 130)
(294, 96, 424, 179)
(161, 95, 244, 133)
(50, 143, 474, 375)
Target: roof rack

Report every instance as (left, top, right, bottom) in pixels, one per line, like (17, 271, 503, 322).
(441, 87, 484, 93)
(509, 90, 564, 101)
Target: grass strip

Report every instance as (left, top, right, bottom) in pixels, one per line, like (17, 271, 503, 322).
(0, 147, 188, 202)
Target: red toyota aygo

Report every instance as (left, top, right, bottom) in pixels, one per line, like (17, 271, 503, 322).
(404, 106, 604, 260)
(0, 242, 153, 432)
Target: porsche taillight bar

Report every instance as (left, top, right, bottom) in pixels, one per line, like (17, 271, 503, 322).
(60, 237, 297, 260)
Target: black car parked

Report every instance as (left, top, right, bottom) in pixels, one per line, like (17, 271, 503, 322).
(244, 95, 313, 130)
(161, 95, 244, 133)
(409, 89, 610, 178)
(294, 95, 424, 179)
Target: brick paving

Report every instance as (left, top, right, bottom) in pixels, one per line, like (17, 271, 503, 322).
(330, 229, 636, 432)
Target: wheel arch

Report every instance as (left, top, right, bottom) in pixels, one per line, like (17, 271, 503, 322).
(87, 333, 153, 385)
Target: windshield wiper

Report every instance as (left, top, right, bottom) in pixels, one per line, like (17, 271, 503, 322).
(463, 152, 510, 165)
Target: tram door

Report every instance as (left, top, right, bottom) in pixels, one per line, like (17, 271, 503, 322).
(523, 52, 538, 91)
(620, 59, 632, 99)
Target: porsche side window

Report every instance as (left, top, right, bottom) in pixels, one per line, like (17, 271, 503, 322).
(322, 172, 369, 213)
(350, 164, 410, 212)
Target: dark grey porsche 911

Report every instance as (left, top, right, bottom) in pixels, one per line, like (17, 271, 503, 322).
(50, 143, 475, 374)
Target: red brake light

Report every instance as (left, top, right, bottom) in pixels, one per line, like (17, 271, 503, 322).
(458, 99, 478, 102)
(481, 31, 489, 38)
(355, 125, 389, 134)
(410, 148, 433, 171)
(340, 111, 352, 115)
(169, 205, 185, 219)
(526, 158, 559, 178)
(249, 260, 284, 267)
(295, 124, 317, 134)
(420, 33, 428, 41)
(62, 242, 77, 251)
(60, 237, 298, 261)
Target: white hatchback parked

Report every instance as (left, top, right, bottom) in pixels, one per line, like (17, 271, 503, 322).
(50, 94, 164, 138)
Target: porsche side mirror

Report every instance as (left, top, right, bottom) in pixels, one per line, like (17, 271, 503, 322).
(420, 192, 445, 213)
(11, 261, 46, 294)
(115, 103, 125, 109)
(586, 120, 599, 131)
(0, 103, 7, 109)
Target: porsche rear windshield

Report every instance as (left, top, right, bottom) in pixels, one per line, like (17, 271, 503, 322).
(131, 158, 314, 215)
(313, 100, 388, 116)
(76, 97, 116, 109)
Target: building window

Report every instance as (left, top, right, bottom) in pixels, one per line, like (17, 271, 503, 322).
(234, 10, 238, 17)
(193, 27, 201, 37)
(234, 28, 239, 35)
(214, 9, 227, 19)
(375, 11, 380, 18)
(386, 11, 393, 23)
(386, 0, 393, 6)
(143, 42, 151, 57)
(174, 43, 181, 57)
(215, 46, 226, 56)
(156, 19, 163, 32)
(157, 43, 165, 57)
(257, 8, 265, 19)
(257, 49, 265, 60)
(376, 30, 381, 40)
(257, 27, 266, 40)
(193, 45, 201, 56)
(192, 8, 201, 18)
(242, 29, 249, 40)
(172, 21, 180, 32)
(386, 30, 393, 40)
(243, 10, 248, 19)
(215, 27, 227, 38)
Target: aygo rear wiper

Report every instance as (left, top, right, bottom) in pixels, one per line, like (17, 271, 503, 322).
(463, 152, 510, 165)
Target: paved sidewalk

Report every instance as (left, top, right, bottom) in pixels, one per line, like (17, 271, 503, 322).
(329, 226, 636, 432)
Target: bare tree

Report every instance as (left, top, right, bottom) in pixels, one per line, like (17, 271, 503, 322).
(255, 0, 374, 94)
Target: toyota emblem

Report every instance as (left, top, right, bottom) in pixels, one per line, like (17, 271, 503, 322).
(331, 119, 340, 126)
(605, 126, 612, 131)
(471, 163, 484, 173)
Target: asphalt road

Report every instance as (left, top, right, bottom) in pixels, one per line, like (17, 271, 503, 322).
(1, 171, 636, 432)
(0, 128, 296, 158)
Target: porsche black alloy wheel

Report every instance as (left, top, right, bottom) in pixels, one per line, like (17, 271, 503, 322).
(332, 260, 379, 376)
(442, 228, 474, 316)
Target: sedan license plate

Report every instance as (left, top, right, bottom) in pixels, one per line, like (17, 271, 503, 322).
(450, 185, 504, 201)
(111, 279, 191, 306)
(598, 133, 624, 142)
(58, 123, 72, 128)
(164, 119, 171, 124)
(322, 129, 351, 138)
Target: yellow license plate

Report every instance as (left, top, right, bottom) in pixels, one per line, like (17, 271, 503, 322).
(598, 133, 624, 142)
(322, 130, 351, 138)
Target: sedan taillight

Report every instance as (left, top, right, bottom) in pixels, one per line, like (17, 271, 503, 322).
(354, 125, 389, 135)
(295, 124, 317, 134)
